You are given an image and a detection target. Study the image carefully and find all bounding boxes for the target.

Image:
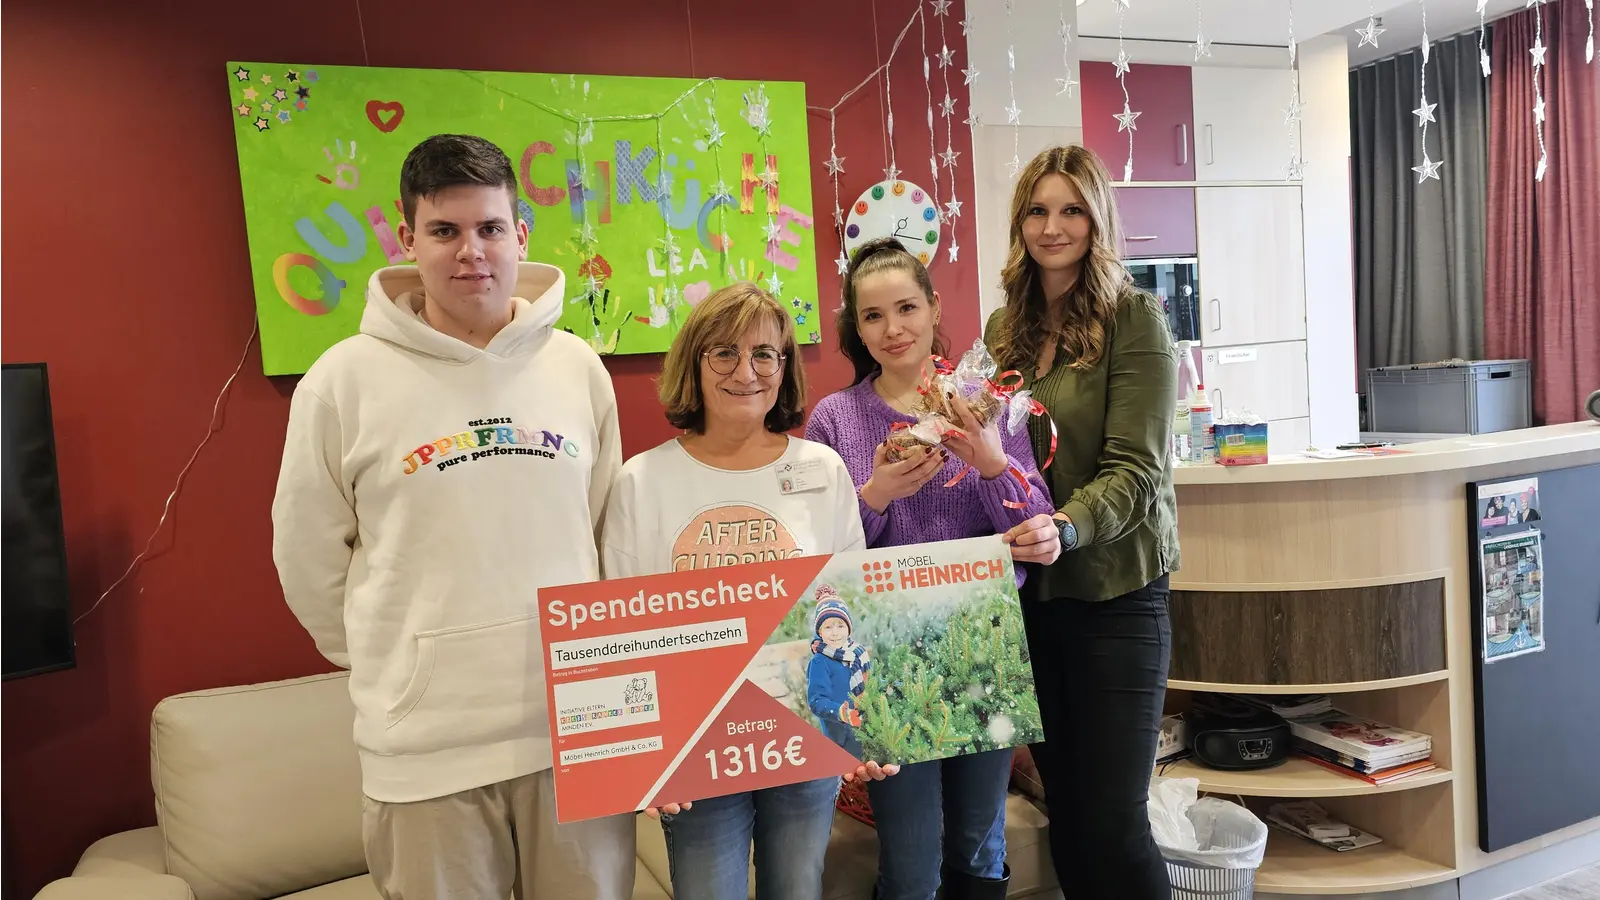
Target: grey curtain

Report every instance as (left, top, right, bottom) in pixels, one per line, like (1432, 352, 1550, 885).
(1351, 30, 1488, 373)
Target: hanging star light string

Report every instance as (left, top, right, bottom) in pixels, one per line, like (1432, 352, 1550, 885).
(739, 85, 787, 297)
(808, 7, 925, 273)
(1284, 0, 1306, 180)
(1530, 0, 1549, 182)
(1477, 0, 1491, 76)
(918, 0, 945, 258)
(1057, 0, 1080, 97)
(1193, 0, 1211, 59)
(1112, 1, 1139, 182)
(1355, 0, 1385, 50)
(1412, 0, 1442, 184)
(1005, 0, 1023, 179)
(961, 10, 983, 188)
(936, 0, 965, 248)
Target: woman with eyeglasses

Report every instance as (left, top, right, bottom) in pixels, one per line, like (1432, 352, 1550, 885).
(601, 282, 899, 900)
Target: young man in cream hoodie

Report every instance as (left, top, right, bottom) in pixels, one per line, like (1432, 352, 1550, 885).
(272, 134, 633, 899)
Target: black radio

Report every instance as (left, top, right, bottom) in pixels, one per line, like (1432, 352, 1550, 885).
(1186, 696, 1292, 771)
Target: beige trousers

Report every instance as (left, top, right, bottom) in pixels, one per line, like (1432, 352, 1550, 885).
(362, 769, 636, 900)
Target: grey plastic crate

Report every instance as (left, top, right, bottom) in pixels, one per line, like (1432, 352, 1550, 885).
(1365, 359, 1531, 434)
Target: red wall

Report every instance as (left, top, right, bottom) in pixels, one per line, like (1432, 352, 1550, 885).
(0, 0, 977, 894)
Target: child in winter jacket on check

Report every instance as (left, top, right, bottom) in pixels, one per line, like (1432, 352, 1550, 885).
(805, 586, 870, 758)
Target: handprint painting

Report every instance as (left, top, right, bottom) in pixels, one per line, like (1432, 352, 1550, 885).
(750, 539, 1044, 766)
(226, 62, 817, 374)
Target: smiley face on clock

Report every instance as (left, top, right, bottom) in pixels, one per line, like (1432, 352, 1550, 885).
(843, 179, 941, 266)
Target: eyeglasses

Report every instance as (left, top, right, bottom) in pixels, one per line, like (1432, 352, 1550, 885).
(704, 345, 786, 377)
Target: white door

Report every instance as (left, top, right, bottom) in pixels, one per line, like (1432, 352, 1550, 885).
(1196, 186, 1307, 347)
(1192, 66, 1300, 182)
(1200, 341, 1310, 422)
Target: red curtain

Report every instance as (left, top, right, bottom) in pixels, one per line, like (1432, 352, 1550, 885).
(1485, 0, 1600, 425)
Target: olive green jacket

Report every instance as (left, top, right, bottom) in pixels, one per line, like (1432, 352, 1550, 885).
(985, 290, 1180, 602)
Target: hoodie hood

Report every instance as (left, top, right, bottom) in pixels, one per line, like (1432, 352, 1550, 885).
(360, 262, 565, 363)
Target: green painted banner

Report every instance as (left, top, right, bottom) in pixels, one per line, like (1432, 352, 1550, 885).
(226, 62, 817, 375)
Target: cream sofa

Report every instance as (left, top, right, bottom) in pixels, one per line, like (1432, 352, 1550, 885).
(33, 673, 1059, 900)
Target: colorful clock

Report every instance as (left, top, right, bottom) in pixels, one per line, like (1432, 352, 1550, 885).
(843, 179, 942, 266)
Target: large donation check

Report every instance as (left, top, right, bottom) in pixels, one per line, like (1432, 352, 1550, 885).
(540, 535, 1043, 823)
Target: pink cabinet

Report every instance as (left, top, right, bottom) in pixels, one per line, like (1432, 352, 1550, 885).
(1115, 187, 1197, 259)
(1081, 61, 1196, 182)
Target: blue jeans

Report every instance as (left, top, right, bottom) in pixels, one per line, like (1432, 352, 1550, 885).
(661, 777, 840, 900)
(865, 749, 1013, 899)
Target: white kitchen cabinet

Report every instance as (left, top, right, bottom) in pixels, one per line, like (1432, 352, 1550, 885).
(1191, 66, 1299, 182)
(1199, 340, 1310, 422)
(1266, 417, 1312, 456)
(1196, 186, 1307, 347)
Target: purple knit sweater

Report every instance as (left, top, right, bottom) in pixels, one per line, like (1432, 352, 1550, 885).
(804, 376, 1056, 578)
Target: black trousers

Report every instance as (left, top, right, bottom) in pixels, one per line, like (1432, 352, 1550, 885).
(1023, 575, 1173, 900)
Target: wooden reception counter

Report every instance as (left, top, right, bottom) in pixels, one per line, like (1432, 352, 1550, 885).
(1166, 423, 1600, 895)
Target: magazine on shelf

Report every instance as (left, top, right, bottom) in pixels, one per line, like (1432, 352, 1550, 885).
(1293, 739, 1433, 774)
(1266, 801, 1385, 852)
(1287, 709, 1432, 763)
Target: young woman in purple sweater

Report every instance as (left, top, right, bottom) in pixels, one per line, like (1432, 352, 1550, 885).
(804, 238, 1061, 900)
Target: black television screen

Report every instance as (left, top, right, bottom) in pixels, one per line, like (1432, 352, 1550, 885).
(3, 362, 76, 679)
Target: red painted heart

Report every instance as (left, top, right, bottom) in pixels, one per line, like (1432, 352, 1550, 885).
(365, 100, 405, 133)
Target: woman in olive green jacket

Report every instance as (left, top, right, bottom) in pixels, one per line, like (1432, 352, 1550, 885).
(985, 145, 1179, 899)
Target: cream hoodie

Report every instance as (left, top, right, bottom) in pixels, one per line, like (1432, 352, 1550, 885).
(271, 262, 621, 803)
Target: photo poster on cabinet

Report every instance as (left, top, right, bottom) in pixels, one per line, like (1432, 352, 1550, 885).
(1479, 529, 1546, 664)
(1476, 476, 1542, 529)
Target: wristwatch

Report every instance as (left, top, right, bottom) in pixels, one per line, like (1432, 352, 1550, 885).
(1055, 517, 1078, 552)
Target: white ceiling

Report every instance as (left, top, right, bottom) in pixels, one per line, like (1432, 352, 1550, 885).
(1073, 0, 1529, 68)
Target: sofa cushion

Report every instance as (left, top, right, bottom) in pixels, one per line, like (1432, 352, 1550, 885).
(151, 672, 365, 900)
(34, 875, 195, 900)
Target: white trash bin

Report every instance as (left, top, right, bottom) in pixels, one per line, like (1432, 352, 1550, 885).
(1150, 779, 1268, 900)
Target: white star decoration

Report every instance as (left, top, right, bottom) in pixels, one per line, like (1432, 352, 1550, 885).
(1005, 103, 1022, 124)
(1529, 38, 1547, 68)
(939, 147, 961, 169)
(931, 0, 952, 15)
(1284, 95, 1307, 124)
(658, 232, 679, 254)
(938, 45, 955, 68)
(705, 121, 726, 147)
(1413, 98, 1437, 125)
(763, 220, 783, 244)
(944, 197, 963, 219)
(941, 94, 957, 117)
(963, 109, 982, 128)
(758, 166, 780, 189)
(1005, 155, 1022, 178)
(1113, 50, 1131, 77)
(1115, 105, 1142, 133)
(1060, 21, 1073, 41)
(1194, 31, 1211, 60)
(1412, 152, 1443, 183)
(583, 273, 603, 297)
(1056, 73, 1079, 96)
(835, 252, 850, 276)
(576, 222, 598, 246)
(947, 240, 960, 263)
(710, 181, 733, 204)
(1355, 18, 1385, 49)
(824, 154, 845, 176)
(1287, 155, 1306, 180)
(883, 164, 902, 180)
(962, 67, 980, 86)
(765, 271, 784, 294)
(960, 16, 973, 37)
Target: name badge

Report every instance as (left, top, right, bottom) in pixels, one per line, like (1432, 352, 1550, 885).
(776, 459, 826, 494)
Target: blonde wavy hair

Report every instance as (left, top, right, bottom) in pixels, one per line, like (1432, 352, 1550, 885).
(989, 145, 1131, 374)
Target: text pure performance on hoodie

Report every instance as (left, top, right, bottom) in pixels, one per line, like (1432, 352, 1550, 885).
(404, 416, 583, 475)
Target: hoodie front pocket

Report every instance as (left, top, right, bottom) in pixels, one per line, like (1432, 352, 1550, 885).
(385, 613, 543, 753)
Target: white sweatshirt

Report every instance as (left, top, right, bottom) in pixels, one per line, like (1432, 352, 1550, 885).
(602, 437, 866, 581)
(271, 262, 621, 803)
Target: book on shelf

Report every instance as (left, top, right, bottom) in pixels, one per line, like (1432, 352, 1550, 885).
(1292, 738, 1433, 775)
(1266, 800, 1385, 852)
(1232, 693, 1335, 720)
(1296, 748, 1437, 785)
(1287, 709, 1432, 766)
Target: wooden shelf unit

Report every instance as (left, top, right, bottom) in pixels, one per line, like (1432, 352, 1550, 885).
(1252, 828, 1457, 895)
